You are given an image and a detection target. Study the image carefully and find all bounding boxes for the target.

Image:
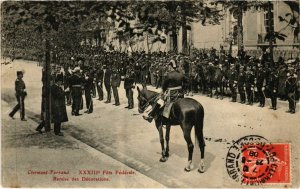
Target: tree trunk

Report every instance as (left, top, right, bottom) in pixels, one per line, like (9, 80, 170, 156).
(237, 8, 243, 52)
(172, 28, 178, 53)
(44, 38, 51, 132)
(182, 16, 188, 55)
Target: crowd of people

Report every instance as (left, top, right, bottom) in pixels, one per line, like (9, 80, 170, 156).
(8, 45, 300, 135)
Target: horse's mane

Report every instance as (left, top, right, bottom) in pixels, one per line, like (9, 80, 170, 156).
(142, 88, 159, 100)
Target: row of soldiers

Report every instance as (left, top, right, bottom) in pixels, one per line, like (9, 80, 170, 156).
(48, 46, 299, 114)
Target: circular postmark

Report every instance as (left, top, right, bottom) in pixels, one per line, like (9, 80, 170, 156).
(226, 135, 278, 185)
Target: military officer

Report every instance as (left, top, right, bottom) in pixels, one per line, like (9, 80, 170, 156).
(256, 64, 266, 107)
(268, 68, 279, 110)
(111, 67, 121, 106)
(124, 67, 135, 109)
(238, 66, 246, 104)
(103, 65, 112, 103)
(143, 59, 184, 123)
(84, 70, 94, 113)
(9, 71, 27, 121)
(285, 68, 297, 114)
(245, 66, 255, 105)
(69, 67, 83, 116)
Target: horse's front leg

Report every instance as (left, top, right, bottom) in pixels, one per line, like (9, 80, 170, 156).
(165, 125, 171, 157)
(156, 121, 167, 162)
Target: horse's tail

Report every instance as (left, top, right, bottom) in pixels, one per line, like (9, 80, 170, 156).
(194, 104, 205, 159)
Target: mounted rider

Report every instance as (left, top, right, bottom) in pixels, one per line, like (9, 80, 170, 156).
(143, 59, 185, 123)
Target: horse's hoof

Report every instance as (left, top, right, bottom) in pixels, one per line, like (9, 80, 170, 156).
(198, 167, 205, 173)
(184, 167, 191, 172)
(159, 157, 167, 162)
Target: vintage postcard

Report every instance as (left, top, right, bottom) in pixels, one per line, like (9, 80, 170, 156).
(1, 0, 300, 188)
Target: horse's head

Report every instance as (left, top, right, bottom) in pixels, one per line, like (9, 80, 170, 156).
(137, 86, 148, 113)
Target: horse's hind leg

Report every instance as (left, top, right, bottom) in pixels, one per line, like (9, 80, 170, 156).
(195, 119, 206, 173)
(182, 124, 193, 172)
(165, 125, 171, 157)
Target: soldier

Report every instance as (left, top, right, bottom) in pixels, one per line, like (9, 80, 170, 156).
(69, 67, 83, 116)
(83, 70, 94, 113)
(238, 66, 246, 104)
(285, 68, 297, 114)
(245, 66, 255, 105)
(229, 64, 238, 102)
(207, 62, 215, 98)
(111, 67, 121, 106)
(95, 64, 104, 101)
(63, 66, 72, 106)
(9, 71, 27, 121)
(103, 65, 112, 103)
(143, 59, 184, 122)
(268, 68, 279, 110)
(124, 66, 135, 109)
(214, 63, 224, 99)
(256, 64, 266, 107)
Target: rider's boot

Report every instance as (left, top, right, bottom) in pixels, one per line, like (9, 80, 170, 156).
(143, 103, 161, 123)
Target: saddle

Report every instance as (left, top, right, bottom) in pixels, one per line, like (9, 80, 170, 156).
(161, 87, 184, 119)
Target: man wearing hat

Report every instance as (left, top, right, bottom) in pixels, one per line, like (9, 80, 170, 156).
(285, 68, 297, 114)
(103, 64, 112, 103)
(255, 64, 266, 107)
(69, 67, 83, 116)
(124, 66, 135, 109)
(111, 67, 121, 106)
(51, 76, 68, 136)
(143, 59, 184, 122)
(9, 71, 27, 120)
(268, 68, 279, 110)
(229, 64, 238, 102)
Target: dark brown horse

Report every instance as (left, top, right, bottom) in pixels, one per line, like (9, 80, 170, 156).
(137, 86, 206, 173)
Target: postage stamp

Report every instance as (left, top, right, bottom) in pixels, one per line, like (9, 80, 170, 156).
(226, 135, 291, 186)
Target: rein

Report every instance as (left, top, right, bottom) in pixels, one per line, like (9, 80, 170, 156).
(140, 93, 160, 111)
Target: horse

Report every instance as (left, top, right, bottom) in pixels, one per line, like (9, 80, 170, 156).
(137, 86, 206, 173)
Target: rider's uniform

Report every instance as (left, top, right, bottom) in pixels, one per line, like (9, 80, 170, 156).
(162, 70, 185, 104)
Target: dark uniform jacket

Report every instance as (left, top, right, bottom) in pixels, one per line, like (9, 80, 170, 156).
(104, 69, 112, 86)
(162, 71, 184, 92)
(124, 71, 135, 89)
(69, 73, 83, 96)
(111, 71, 121, 87)
(285, 74, 297, 93)
(51, 84, 68, 123)
(268, 72, 279, 92)
(15, 78, 26, 97)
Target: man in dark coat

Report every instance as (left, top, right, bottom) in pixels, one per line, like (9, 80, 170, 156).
(268, 68, 279, 110)
(285, 68, 297, 114)
(9, 71, 27, 121)
(143, 59, 184, 122)
(111, 67, 121, 106)
(84, 70, 94, 113)
(124, 67, 135, 109)
(51, 76, 68, 136)
(245, 67, 255, 105)
(103, 65, 112, 103)
(238, 66, 246, 104)
(255, 64, 266, 107)
(95, 65, 104, 101)
(69, 67, 83, 116)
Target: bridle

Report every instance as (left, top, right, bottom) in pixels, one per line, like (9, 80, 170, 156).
(139, 93, 160, 112)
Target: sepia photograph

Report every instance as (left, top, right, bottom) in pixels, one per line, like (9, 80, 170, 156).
(1, 0, 299, 188)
